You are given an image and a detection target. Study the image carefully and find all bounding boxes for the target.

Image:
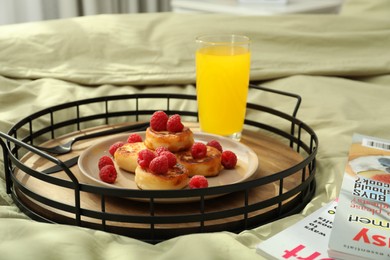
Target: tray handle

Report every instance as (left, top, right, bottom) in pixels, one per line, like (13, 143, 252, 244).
(0, 131, 81, 223)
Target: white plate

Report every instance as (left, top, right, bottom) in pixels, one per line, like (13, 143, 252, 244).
(78, 132, 259, 202)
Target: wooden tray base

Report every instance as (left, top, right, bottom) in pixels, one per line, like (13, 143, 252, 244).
(14, 123, 307, 234)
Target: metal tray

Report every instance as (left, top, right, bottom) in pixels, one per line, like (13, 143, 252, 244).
(0, 84, 318, 243)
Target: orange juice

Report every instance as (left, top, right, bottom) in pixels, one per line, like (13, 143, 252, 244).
(196, 44, 250, 137)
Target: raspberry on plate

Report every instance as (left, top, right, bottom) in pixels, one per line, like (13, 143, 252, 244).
(137, 149, 156, 168)
(99, 165, 117, 184)
(167, 114, 184, 132)
(109, 141, 124, 156)
(150, 111, 168, 131)
(189, 175, 208, 189)
(206, 140, 223, 152)
(155, 146, 169, 155)
(191, 142, 207, 159)
(98, 155, 114, 170)
(149, 155, 169, 175)
(127, 133, 143, 143)
(159, 151, 177, 168)
(221, 150, 237, 169)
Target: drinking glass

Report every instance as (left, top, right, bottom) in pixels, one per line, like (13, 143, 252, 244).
(195, 34, 251, 141)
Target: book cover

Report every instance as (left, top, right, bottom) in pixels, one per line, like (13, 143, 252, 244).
(328, 134, 390, 260)
(256, 200, 337, 260)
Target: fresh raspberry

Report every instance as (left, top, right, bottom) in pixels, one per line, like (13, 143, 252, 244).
(99, 165, 117, 184)
(137, 149, 156, 168)
(221, 150, 237, 169)
(166, 114, 184, 132)
(191, 142, 207, 159)
(127, 133, 142, 143)
(160, 151, 177, 168)
(189, 175, 209, 189)
(98, 155, 114, 170)
(150, 111, 168, 131)
(155, 146, 169, 155)
(149, 155, 169, 175)
(109, 141, 124, 156)
(207, 140, 223, 152)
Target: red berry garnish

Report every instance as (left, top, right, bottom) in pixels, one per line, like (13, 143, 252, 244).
(167, 114, 184, 132)
(99, 165, 117, 184)
(149, 155, 169, 175)
(189, 175, 209, 189)
(98, 155, 114, 170)
(160, 151, 177, 168)
(109, 141, 124, 156)
(207, 140, 223, 152)
(191, 142, 207, 159)
(221, 150, 237, 169)
(155, 146, 169, 155)
(127, 133, 142, 143)
(150, 111, 168, 131)
(137, 149, 156, 168)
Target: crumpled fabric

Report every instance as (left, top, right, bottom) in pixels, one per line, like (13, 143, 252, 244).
(1, 1, 390, 259)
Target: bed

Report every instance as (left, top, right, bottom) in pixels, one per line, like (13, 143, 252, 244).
(0, 0, 389, 259)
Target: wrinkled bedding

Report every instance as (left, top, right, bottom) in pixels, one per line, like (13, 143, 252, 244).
(0, 0, 390, 259)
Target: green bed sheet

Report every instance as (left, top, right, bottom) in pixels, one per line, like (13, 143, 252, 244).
(0, 0, 389, 259)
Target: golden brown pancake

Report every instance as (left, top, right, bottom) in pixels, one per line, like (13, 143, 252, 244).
(176, 146, 222, 177)
(144, 127, 194, 152)
(114, 142, 147, 173)
(134, 164, 189, 190)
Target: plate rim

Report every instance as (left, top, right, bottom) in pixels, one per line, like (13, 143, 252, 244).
(78, 131, 259, 202)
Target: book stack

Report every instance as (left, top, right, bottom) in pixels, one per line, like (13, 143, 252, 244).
(328, 134, 390, 260)
(257, 134, 390, 260)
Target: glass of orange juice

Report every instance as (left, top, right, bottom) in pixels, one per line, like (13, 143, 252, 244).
(195, 35, 251, 141)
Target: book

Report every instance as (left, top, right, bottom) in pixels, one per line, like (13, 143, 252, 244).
(328, 134, 390, 260)
(256, 200, 337, 260)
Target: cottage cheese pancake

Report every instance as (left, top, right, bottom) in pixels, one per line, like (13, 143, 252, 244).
(144, 127, 194, 152)
(135, 164, 189, 190)
(114, 142, 147, 173)
(176, 146, 222, 177)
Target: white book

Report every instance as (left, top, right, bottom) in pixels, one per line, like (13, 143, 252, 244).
(256, 200, 337, 260)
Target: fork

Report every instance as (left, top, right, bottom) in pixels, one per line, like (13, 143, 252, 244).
(35, 122, 150, 155)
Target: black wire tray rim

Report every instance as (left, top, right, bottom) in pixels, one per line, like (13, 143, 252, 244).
(0, 86, 318, 198)
(7, 147, 316, 199)
(7, 84, 300, 136)
(0, 85, 318, 242)
(7, 93, 197, 136)
(12, 174, 315, 225)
